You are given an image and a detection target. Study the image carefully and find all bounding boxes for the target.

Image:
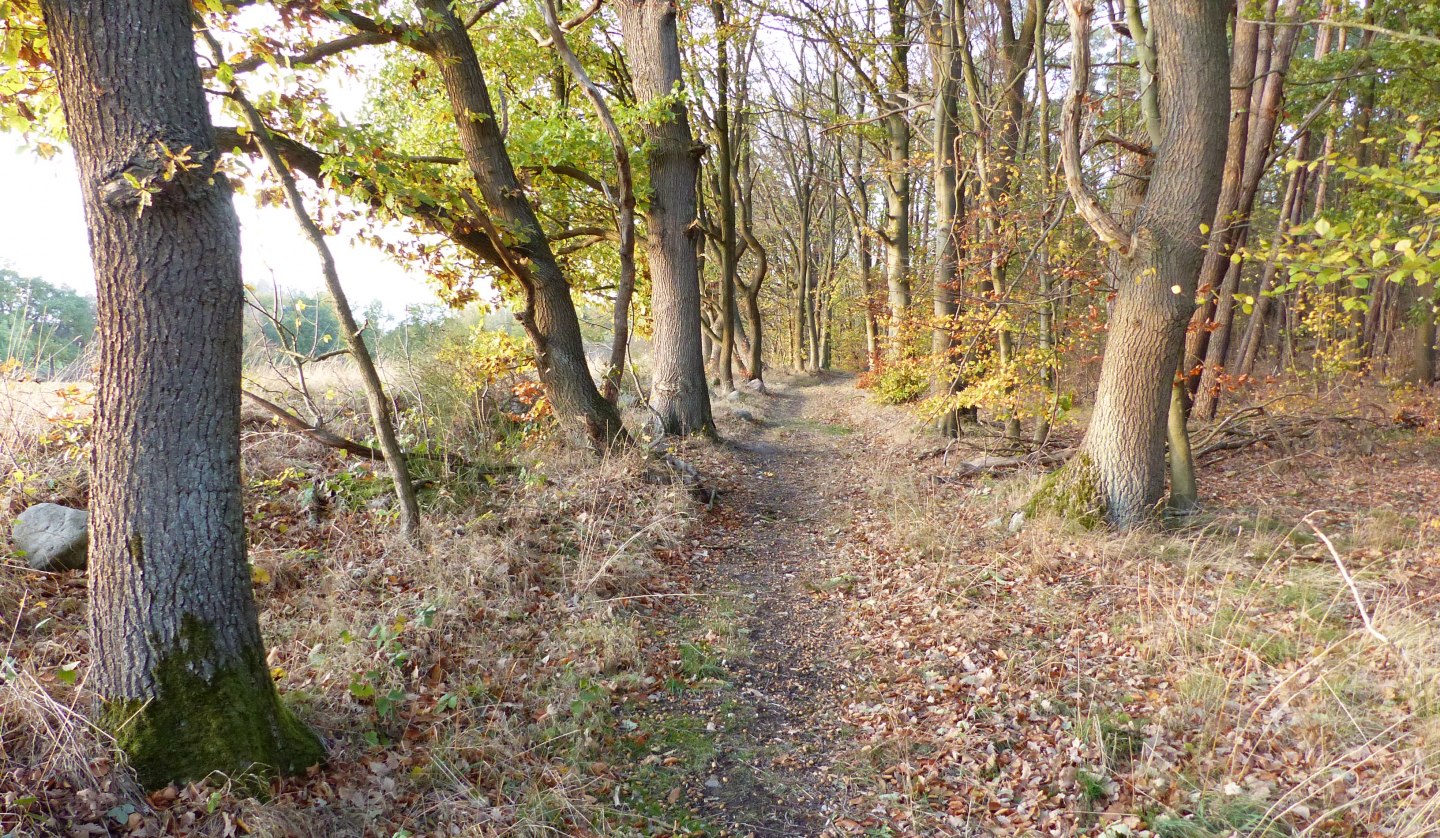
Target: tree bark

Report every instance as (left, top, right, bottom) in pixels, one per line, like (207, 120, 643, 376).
(882, 0, 912, 345)
(1043, 0, 1229, 527)
(536, 0, 639, 407)
(924, 0, 969, 437)
(1033, 0, 1058, 446)
(1236, 151, 1306, 378)
(738, 190, 768, 384)
(1412, 294, 1438, 387)
(1190, 0, 1304, 418)
(616, 0, 715, 435)
(42, 0, 323, 787)
(414, 0, 627, 448)
(710, 0, 738, 394)
(1182, 1, 1260, 390)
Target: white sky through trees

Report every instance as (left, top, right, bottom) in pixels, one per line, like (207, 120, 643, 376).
(0, 135, 442, 318)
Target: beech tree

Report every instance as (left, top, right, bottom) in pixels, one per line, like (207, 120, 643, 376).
(39, 0, 324, 786)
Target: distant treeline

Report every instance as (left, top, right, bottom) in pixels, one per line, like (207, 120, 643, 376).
(0, 265, 95, 376)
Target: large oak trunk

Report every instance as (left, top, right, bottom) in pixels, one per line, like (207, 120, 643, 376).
(1041, 0, 1229, 527)
(1092, 0, 1227, 523)
(42, 0, 323, 787)
(616, 0, 715, 436)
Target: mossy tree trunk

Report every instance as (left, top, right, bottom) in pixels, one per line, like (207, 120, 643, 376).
(41, 0, 324, 787)
(1042, 0, 1229, 527)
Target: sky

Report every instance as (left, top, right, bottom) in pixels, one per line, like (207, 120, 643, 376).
(0, 134, 446, 318)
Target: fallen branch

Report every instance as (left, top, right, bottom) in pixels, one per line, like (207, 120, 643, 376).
(1304, 513, 1413, 676)
(243, 389, 387, 460)
(243, 389, 500, 475)
(1193, 412, 1374, 462)
(944, 447, 1077, 479)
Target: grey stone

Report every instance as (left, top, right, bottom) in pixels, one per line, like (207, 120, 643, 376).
(12, 503, 88, 572)
(725, 389, 743, 401)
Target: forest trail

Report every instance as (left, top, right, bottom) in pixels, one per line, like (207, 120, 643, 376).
(659, 375, 883, 836)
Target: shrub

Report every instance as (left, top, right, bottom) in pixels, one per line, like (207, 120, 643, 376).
(870, 358, 931, 405)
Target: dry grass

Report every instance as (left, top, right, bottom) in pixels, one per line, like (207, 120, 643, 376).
(806, 380, 1440, 836)
(1, 368, 708, 836)
(6, 366, 1438, 836)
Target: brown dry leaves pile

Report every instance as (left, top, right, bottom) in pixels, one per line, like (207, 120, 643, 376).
(806, 383, 1440, 837)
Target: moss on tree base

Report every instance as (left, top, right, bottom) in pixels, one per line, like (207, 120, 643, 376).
(1026, 451, 1107, 529)
(100, 616, 325, 790)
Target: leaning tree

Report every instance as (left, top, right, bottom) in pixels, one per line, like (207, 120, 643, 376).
(39, 0, 324, 786)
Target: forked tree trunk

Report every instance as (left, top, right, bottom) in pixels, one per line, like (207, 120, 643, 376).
(616, 0, 715, 435)
(738, 225, 768, 384)
(42, 0, 324, 787)
(1036, 0, 1229, 527)
(414, 0, 626, 448)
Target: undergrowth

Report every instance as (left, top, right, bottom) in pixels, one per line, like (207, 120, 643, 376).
(807, 380, 1440, 836)
(1, 371, 715, 836)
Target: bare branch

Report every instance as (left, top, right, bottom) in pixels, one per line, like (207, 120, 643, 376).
(1060, 0, 1135, 255)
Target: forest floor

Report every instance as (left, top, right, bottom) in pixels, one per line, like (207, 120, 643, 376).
(4, 372, 1440, 836)
(656, 373, 1440, 836)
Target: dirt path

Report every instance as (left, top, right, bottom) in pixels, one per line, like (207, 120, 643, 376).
(655, 376, 877, 836)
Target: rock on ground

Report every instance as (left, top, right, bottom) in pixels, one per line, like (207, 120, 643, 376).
(11, 503, 88, 572)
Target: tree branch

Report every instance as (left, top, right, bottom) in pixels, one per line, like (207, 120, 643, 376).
(1061, 0, 1135, 255)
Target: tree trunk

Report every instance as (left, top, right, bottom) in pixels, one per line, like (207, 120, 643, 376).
(535, 0, 639, 407)
(1412, 294, 1438, 387)
(223, 80, 421, 539)
(1033, 0, 1057, 446)
(736, 116, 768, 385)
(925, 0, 968, 436)
(616, 0, 715, 435)
(1167, 373, 1198, 512)
(1039, 0, 1229, 527)
(882, 0, 912, 345)
(414, 0, 627, 448)
(43, 0, 323, 787)
(1182, 2, 1260, 390)
(711, 0, 738, 394)
(1190, 0, 1304, 418)
(1237, 146, 1307, 378)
